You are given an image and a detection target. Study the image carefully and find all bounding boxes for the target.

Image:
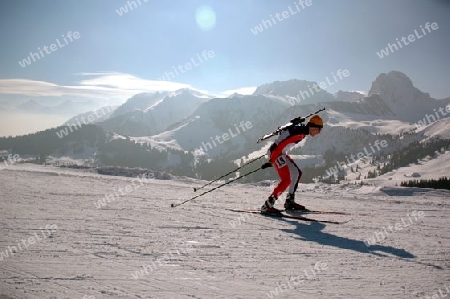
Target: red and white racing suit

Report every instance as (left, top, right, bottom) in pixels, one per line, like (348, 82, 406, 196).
(268, 125, 309, 198)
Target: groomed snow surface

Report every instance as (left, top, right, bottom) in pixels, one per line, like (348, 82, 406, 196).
(0, 164, 449, 299)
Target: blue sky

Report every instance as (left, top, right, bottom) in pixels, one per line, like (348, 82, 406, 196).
(0, 0, 449, 102)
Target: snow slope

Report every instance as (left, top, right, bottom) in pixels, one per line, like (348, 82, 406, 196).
(1, 164, 449, 298)
(369, 150, 450, 188)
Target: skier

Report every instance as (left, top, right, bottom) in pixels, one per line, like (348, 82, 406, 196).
(261, 115, 324, 214)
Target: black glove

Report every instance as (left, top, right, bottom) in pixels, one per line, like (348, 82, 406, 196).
(290, 116, 305, 125)
(261, 162, 273, 169)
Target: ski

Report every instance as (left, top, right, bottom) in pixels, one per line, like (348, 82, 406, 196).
(227, 208, 350, 216)
(256, 107, 325, 143)
(286, 210, 350, 216)
(272, 212, 351, 224)
(227, 209, 351, 225)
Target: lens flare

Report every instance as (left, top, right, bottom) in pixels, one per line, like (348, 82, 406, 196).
(195, 6, 216, 31)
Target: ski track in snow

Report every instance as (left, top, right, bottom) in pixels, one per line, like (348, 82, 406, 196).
(0, 165, 449, 299)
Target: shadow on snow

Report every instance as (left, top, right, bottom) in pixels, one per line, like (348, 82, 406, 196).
(277, 219, 443, 269)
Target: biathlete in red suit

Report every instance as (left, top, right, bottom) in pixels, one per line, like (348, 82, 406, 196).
(261, 115, 324, 213)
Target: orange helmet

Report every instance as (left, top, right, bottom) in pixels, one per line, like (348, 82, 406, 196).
(308, 115, 323, 128)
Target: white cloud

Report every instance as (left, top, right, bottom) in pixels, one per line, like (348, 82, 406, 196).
(0, 72, 196, 101)
(77, 72, 190, 91)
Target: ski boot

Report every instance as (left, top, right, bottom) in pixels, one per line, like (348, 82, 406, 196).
(284, 193, 307, 211)
(261, 194, 281, 215)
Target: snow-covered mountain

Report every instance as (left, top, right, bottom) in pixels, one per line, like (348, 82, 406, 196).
(109, 92, 170, 119)
(98, 89, 213, 136)
(99, 71, 450, 142)
(253, 79, 336, 106)
(132, 94, 290, 156)
(323, 72, 450, 122)
(122, 72, 450, 163)
(63, 106, 118, 126)
(19, 71, 447, 180)
(16, 99, 46, 112)
(253, 71, 449, 124)
(333, 90, 365, 102)
(368, 71, 450, 122)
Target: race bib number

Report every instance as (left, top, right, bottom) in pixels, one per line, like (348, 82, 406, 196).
(275, 156, 287, 168)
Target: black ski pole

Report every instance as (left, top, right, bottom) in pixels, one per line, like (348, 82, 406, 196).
(171, 166, 264, 208)
(193, 154, 265, 192)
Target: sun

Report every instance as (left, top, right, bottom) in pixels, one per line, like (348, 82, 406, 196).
(195, 5, 216, 31)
